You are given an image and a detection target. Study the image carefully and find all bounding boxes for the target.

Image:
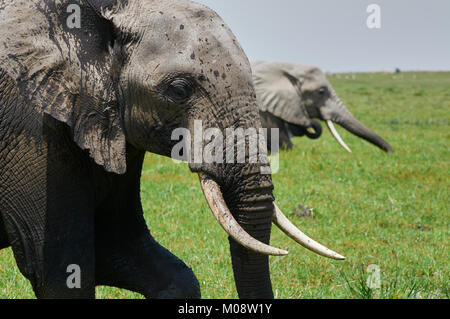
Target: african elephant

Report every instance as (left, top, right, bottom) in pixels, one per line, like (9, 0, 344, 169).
(252, 61, 393, 153)
(0, 0, 344, 299)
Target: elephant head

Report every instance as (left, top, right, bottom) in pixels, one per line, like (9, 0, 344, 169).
(0, 0, 344, 298)
(252, 61, 393, 153)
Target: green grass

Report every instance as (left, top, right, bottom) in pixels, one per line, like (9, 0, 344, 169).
(0, 71, 449, 299)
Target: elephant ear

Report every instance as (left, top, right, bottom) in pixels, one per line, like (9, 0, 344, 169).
(0, 1, 128, 174)
(252, 61, 311, 127)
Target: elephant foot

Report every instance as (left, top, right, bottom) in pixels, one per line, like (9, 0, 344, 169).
(95, 228, 201, 299)
(150, 267, 201, 299)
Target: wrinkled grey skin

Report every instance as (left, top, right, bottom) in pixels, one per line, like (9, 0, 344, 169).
(0, 0, 278, 299)
(252, 61, 393, 152)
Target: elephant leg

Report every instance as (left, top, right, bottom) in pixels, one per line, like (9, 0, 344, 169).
(0, 214, 11, 250)
(1, 189, 96, 298)
(1, 185, 96, 298)
(266, 123, 293, 152)
(278, 126, 294, 151)
(94, 188, 200, 299)
(0, 145, 96, 298)
(95, 209, 201, 299)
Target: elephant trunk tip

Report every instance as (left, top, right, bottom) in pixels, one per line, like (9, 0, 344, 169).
(383, 143, 395, 153)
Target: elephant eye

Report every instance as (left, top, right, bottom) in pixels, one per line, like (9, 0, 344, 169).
(317, 87, 327, 96)
(166, 79, 194, 103)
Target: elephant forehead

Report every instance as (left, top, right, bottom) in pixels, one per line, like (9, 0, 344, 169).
(253, 61, 329, 88)
(130, 3, 253, 88)
(302, 73, 330, 91)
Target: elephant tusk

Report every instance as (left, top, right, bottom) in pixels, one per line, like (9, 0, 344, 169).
(326, 120, 352, 153)
(198, 173, 288, 257)
(273, 204, 346, 260)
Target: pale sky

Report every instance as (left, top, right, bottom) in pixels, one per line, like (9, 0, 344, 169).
(195, 0, 450, 73)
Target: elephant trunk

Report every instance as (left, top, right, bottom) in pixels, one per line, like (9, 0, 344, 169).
(224, 168, 277, 298)
(327, 94, 394, 153)
(229, 176, 278, 299)
(335, 114, 393, 153)
(198, 158, 279, 298)
(195, 101, 344, 298)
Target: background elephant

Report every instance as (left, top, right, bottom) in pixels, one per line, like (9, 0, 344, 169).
(252, 61, 394, 153)
(0, 0, 343, 299)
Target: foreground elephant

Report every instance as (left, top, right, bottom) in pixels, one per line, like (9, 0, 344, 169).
(252, 61, 393, 153)
(0, 0, 344, 299)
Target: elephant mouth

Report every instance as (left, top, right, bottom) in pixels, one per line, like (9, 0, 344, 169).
(198, 172, 345, 260)
(287, 120, 323, 140)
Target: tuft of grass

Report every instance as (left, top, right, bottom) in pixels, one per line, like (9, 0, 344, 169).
(0, 71, 448, 299)
(338, 263, 447, 299)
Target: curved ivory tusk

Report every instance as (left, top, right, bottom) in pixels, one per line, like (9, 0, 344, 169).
(327, 120, 352, 153)
(198, 173, 288, 256)
(273, 204, 346, 260)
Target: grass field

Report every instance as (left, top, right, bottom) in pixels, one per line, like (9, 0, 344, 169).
(0, 71, 448, 299)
